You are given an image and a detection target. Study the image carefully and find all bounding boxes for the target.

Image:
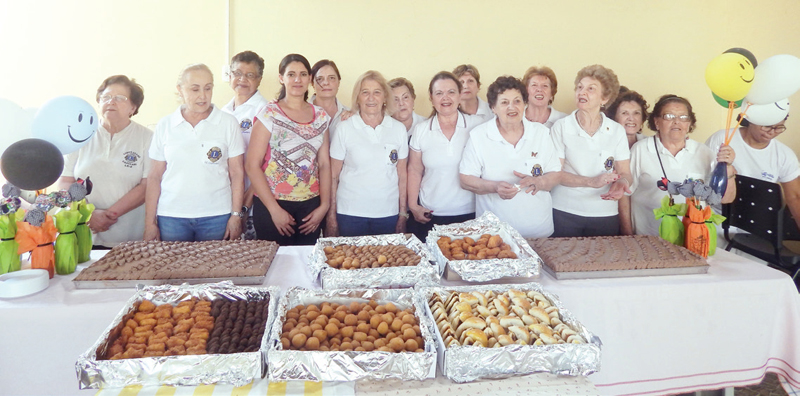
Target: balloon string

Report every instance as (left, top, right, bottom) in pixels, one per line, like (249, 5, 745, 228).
(723, 101, 735, 145)
(725, 102, 751, 145)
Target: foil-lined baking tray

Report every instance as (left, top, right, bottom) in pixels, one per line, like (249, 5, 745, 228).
(416, 282, 601, 383)
(267, 287, 436, 381)
(76, 282, 279, 389)
(308, 234, 439, 289)
(425, 212, 542, 282)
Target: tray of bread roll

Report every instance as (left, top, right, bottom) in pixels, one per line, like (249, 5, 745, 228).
(416, 283, 601, 382)
(73, 240, 279, 288)
(426, 212, 542, 282)
(526, 235, 708, 279)
(308, 233, 438, 289)
(76, 282, 279, 389)
(267, 287, 436, 381)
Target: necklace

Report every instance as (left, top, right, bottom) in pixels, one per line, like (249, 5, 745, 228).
(576, 112, 602, 135)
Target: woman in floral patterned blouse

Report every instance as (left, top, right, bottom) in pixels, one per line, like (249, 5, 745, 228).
(246, 53, 332, 245)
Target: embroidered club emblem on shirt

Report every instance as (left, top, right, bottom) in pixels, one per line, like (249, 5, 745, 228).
(121, 151, 141, 168)
(240, 119, 252, 131)
(604, 156, 614, 171)
(207, 147, 222, 163)
(532, 164, 543, 176)
(389, 149, 398, 164)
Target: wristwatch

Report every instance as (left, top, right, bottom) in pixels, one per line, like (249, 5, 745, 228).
(241, 205, 249, 214)
(231, 211, 245, 219)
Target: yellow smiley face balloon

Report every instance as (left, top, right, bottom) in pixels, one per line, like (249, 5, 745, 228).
(705, 53, 756, 102)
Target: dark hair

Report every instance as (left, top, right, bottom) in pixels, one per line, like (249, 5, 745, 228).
(522, 66, 558, 104)
(311, 59, 341, 81)
(96, 75, 144, 116)
(427, 71, 462, 117)
(605, 88, 649, 123)
(486, 76, 528, 109)
(647, 94, 697, 133)
(230, 50, 265, 76)
(277, 54, 312, 101)
(388, 77, 416, 99)
(452, 64, 482, 87)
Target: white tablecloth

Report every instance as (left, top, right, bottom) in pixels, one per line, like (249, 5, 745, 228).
(1, 247, 798, 396)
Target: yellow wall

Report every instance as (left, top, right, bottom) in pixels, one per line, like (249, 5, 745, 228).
(2, 0, 800, 151)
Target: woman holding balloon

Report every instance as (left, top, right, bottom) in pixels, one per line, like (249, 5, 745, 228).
(623, 95, 737, 237)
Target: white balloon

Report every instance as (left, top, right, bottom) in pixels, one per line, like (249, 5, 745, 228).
(0, 98, 34, 157)
(742, 99, 790, 126)
(745, 54, 800, 105)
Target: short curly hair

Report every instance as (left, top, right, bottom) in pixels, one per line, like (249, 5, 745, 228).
(522, 66, 558, 104)
(388, 77, 416, 99)
(452, 64, 482, 87)
(647, 94, 697, 133)
(96, 75, 144, 116)
(230, 50, 265, 76)
(486, 76, 528, 109)
(574, 65, 620, 106)
(605, 88, 649, 123)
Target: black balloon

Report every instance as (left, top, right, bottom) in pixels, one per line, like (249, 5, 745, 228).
(724, 47, 758, 68)
(0, 138, 64, 191)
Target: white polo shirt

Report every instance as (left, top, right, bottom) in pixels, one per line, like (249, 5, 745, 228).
(330, 114, 408, 218)
(149, 105, 245, 218)
(62, 121, 153, 247)
(705, 128, 800, 184)
(309, 94, 349, 137)
(409, 112, 480, 216)
(550, 111, 630, 217)
(629, 136, 716, 236)
(223, 91, 268, 192)
(475, 98, 493, 122)
(544, 107, 568, 128)
(460, 118, 561, 238)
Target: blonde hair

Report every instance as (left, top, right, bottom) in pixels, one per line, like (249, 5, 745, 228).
(574, 64, 620, 105)
(522, 65, 558, 104)
(351, 70, 396, 116)
(177, 63, 213, 87)
(452, 64, 482, 87)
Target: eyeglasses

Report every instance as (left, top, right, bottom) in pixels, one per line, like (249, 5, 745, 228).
(315, 75, 339, 85)
(661, 113, 691, 123)
(229, 70, 261, 80)
(99, 95, 128, 104)
(760, 125, 787, 134)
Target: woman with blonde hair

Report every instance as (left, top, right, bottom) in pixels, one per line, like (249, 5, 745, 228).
(327, 70, 409, 237)
(145, 64, 245, 241)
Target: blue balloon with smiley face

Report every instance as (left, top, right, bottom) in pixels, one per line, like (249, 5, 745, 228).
(31, 96, 98, 154)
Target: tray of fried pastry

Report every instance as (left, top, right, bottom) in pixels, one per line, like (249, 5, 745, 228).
(416, 282, 601, 382)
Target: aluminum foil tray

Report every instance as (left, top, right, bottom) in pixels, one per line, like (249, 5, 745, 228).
(308, 233, 439, 289)
(267, 287, 436, 381)
(416, 282, 601, 383)
(76, 282, 279, 389)
(425, 212, 542, 282)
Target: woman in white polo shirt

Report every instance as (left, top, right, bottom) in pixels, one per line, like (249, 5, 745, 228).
(550, 64, 632, 237)
(61, 75, 152, 248)
(453, 64, 493, 122)
(407, 71, 481, 241)
(522, 66, 567, 128)
(247, 54, 331, 246)
(144, 64, 245, 242)
(389, 77, 426, 138)
(459, 76, 562, 238)
(222, 50, 268, 240)
(310, 59, 349, 138)
(327, 70, 409, 237)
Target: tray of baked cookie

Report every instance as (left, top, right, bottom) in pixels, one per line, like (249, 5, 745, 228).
(76, 282, 279, 389)
(72, 240, 278, 288)
(416, 282, 601, 382)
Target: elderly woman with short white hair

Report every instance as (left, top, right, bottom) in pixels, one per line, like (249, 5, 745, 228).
(144, 64, 245, 242)
(327, 70, 409, 237)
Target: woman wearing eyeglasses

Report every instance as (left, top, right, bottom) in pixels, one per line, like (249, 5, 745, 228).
(61, 75, 153, 248)
(705, 114, 800, 229)
(623, 94, 736, 236)
(310, 59, 349, 137)
(222, 51, 268, 240)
